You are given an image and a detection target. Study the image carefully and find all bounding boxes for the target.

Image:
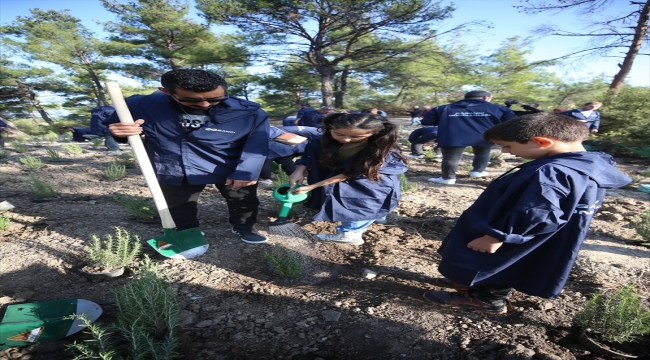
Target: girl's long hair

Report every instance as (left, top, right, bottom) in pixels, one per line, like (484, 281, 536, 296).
(320, 113, 405, 181)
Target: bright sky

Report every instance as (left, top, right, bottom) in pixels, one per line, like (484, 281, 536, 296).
(1, 0, 648, 87)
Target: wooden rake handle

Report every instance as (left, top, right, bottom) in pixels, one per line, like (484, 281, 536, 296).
(104, 82, 176, 229)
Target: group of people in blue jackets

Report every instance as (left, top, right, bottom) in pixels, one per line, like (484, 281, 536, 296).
(103, 69, 630, 315)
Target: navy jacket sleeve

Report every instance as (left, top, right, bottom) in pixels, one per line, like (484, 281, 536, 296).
(420, 107, 439, 126)
(231, 110, 270, 181)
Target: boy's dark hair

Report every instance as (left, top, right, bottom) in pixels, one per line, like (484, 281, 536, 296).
(160, 69, 228, 93)
(320, 113, 404, 181)
(484, 113, 590, 143)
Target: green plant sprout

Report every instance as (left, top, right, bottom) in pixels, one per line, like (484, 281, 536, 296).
(19, 154, 43, 170)
(0, 214, 11, 230)
(114, 194, 158, 220)
(90, 138, 104, 148)
(103, 163, 127, 179)
(42, 131, 59, 143)
(263, 244, 306, 278)
(27, 173, 58, 197)
(634, 208, 650, 247)
(424, 149, 436, 160)
(12, 143, 29, 153)
(61, 143, 84, 155)
(65, 314, 117, 360)
(399, 172, 417, 193)
(86, 227, 141, 269)
(641, 166, 650, 177)
(113, 151, 136, 168)
(0, 149, 10, 159)
(271, 168, 290, 188)
(574, 285, 650, 343)
(45, 148, 62, 161)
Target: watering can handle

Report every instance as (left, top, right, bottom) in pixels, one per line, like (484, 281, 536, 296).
(104, 82, 176, 229)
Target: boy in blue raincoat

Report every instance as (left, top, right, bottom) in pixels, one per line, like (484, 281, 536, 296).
(423, 113, 631, 314)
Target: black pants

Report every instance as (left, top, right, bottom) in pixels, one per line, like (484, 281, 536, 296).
(440, 145, 493, 179)
(260, 156, 297, 179)
(469, 284, 513, 305)
(159, 178, 259, 231)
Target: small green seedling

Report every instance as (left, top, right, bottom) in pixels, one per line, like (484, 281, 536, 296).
(0, 149, 10, 159)
(263, 244, 305, 278)
(86, 227, 141, 270)
(90, 138, 104, 148)
(61, 144, 84, 155)
(634, 208, 650, 247)
(113, 152, 136, 168)
(103, 163, 127, 179)
(12, 143, 29, 153)
(399, 172, 417, 193)
(271, 169, 290, 188)
(45, 148, 62, 161)
(42, 131, 59, 143)
(0, 214, 11, 230)
(641, 166, 650, 178)
(27, 173, 58, 197)
(424, 149, 436, 160)
(114, 194, 158, 220)
(20, 154, 43, 170)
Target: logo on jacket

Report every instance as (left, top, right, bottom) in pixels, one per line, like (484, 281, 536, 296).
(449, 112, 490, 117)
(573, 200, 601, 215)
(205, 128, 236, 134)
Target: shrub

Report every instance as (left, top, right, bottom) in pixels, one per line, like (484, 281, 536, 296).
(13, 135, 27, 144)
(29, 136, 42, 147)
(272, 168, 290, 188)
(424, 149, 436, 160)
(114, 194, 158, 220)
(86, 227, 141, 269)
(60, 133, 72, 142)
(61, 143, 84, 155)
(110, 256, 180, 358)
(0, 149, 10, 159)
(263, 244, 306, 278)
(12, 143, 29, 153)
(90, 138, 104, 148)
(42, 131, 59, 143)
(103, 163, 127, 179)
(11, 119, 45, 136)
(45, 148, 62, 161)
(641, 166, 650, 178)
(399, 172, 417, 193)
(634, 208, 650, 246)
(573, 285, 650, 343)
(113, 151, 136, 168)
(66, 315, 117, 360)
(0, 214, 11, 230)
(19, 154, 43, 170)
(27, 173, 58, 197)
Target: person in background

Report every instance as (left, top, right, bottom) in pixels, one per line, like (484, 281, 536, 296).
(562, 102, 602, 134)
(294, 102, 320, 126)
(302, 105, 335, 128)
(59, 126, 103, 142)
(409, 106, 423, 126)
(406, 126, 441, 160)
(288, 113, 407, 245)
(422, 114, 630, 314)
(421, 90, 517, 185)
(0, 119, 7, 148)
(105, 69, 270, 244)
(89, 106, 122, 152)
(553, 108, 566, 115)
(504, 100, 544, 116)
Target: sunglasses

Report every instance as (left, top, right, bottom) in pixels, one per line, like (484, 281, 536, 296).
(172, 94, 229, 103)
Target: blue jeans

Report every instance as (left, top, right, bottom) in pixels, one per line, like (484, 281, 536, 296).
(410, 117, 421, 126)
(440, 145, 493, 179)
(337, 217, 386, 233)
(104, 135, 120, 150)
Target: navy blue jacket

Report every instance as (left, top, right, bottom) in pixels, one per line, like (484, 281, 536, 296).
(437, 152, 631, 299)
(268, 126, 321, 158)
(302, 111, 326, 128)
(561, 109, 600, 131)
(70, 127, 102, 142)
(408, 126, 438, 143)
(104, 92, 269, 186)
(0, 119, 7, 134)
(296, 107, 320, 126)
(296, 136, 407, 222)
(421, 99, 516, 146)
(90, 106, 116, 136)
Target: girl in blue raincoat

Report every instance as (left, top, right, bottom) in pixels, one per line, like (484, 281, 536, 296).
(288, 113, 407, 245)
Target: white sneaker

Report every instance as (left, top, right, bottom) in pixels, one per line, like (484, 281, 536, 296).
(427, 177, 456, 185)
(316, 232, 364, 245)
(469, 171, 489, 178)
(406, 154, 425, 159)
(258, 179, 274, 186)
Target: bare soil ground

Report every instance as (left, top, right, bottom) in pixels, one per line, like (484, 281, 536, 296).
(1, 120, 649, 360)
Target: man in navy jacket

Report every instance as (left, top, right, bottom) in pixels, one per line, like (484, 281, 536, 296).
(106, 69, 270, 244)
(421, 90, 516, 184)
(561, 102, 601, 133)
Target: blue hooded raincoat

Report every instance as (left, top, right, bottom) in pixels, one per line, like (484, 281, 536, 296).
(104, 92, 269, 186)
(296, 136, 407, 222)
(437, 151, 631, 299)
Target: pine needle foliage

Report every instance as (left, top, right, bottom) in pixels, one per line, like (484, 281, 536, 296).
(42, 131, 59, 143)
(19, 154, 43, 169)
(45, 148, 62, 161)
(574, 285, 650, 343)
(114, 194, 158, 220)
(27, 173, 58, 197)
(399, 173, 417, 193)
(263, 244, 306, 278)
(0, 214, 11, 230)
(12, 143, 29, 153)
(634, 208, 650, 245)
(62, 143, 84, 155)
(0, 149, 9, 159)
(87, 227, 141, 269)
(103, 163, 127, 179)
(66, 315, 118, 360)
(109, 256, 180, 359)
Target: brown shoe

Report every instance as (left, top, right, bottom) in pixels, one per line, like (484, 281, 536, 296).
(432, 278, 470, 291)
(422, 290, 507, 314)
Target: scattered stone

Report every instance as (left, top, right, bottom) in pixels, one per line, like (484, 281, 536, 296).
(195, 320, 213, 328)
(321, 310, 341, 322)
(179, 310, 198, 327)
(362, 269, 378, 279)
(502, 344, 535, 360)
(0, 201, 15, 211)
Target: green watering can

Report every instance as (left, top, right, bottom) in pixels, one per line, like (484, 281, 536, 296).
(271, 183, 310, 226)
(0, 299, 102, 350)
(622, 146, 650, 158)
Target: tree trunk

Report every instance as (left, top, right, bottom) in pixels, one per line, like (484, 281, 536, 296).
(78, 51, 109, 106)
(334, 66, 350, 109)
(0, 116, 29, 136)
(609, 0, 650, 94)
(27, 93, 54, 125)
(319, 66, 336, 107)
